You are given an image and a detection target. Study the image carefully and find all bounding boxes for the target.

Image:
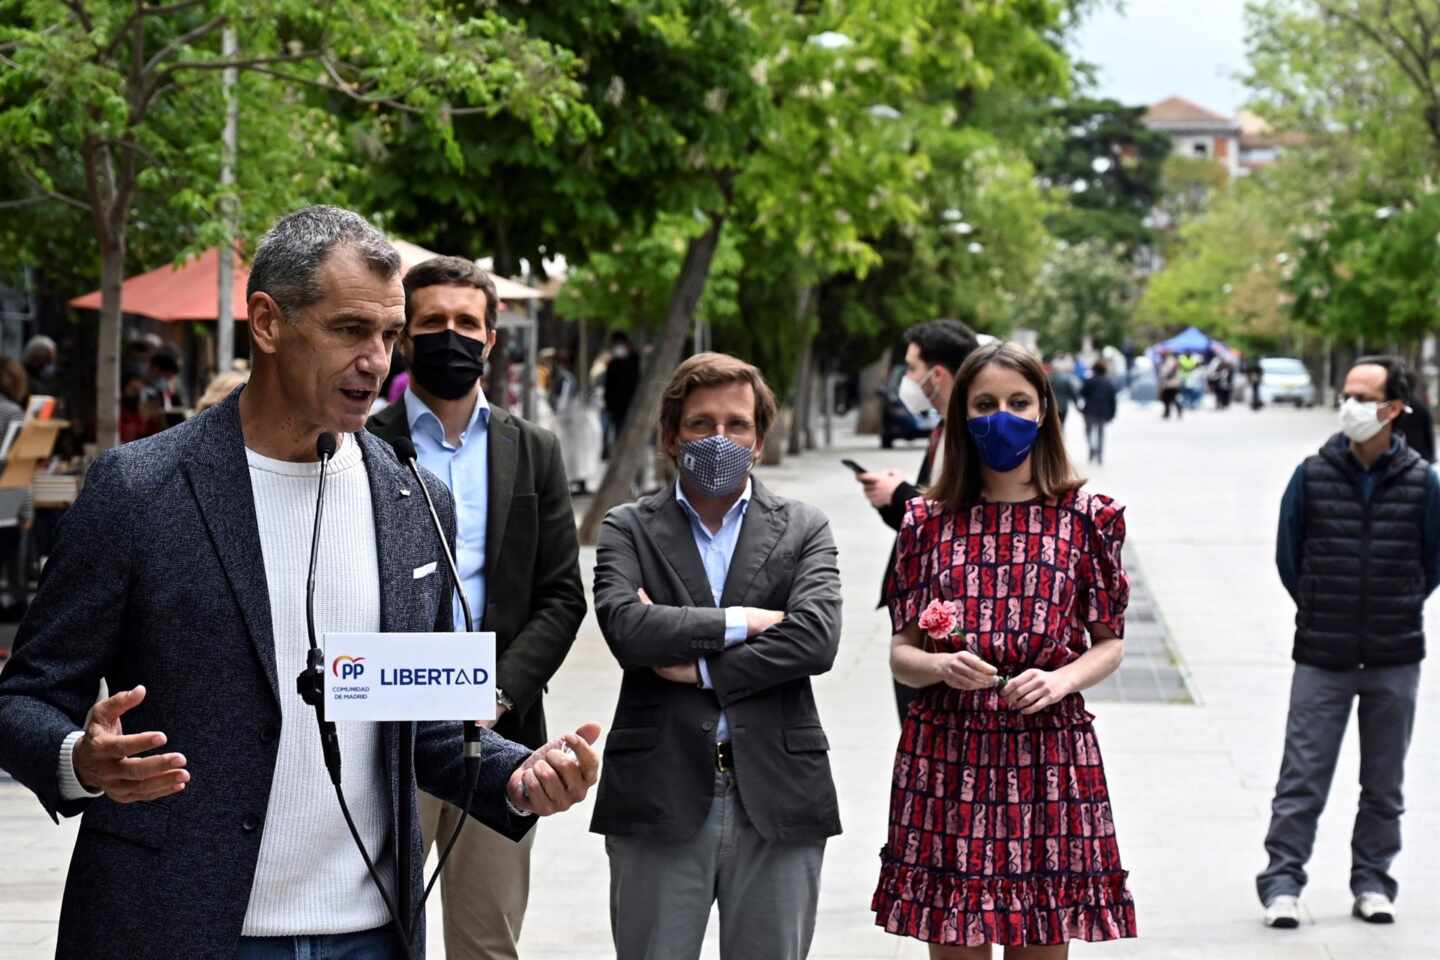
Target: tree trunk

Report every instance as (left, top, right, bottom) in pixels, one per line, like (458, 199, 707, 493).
(856, 354, 888, 434)
(803, 358, 817, 451)
(578, 216, 725, 546)
(96, 236, 125, 450)
(787, 342, 813, 456)
(821, 361, 833, 448)
(786, 285, 816, 457)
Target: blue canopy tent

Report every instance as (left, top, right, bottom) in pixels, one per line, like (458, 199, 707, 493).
(1159, 326, 1213, 355)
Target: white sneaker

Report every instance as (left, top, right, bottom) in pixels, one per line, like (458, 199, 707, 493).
(1353, 892, 1395, 924)
(1264, 894, 1301, 929)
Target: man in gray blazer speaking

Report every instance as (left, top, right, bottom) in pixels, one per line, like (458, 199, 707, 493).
(591, 352, 842, 960)
(0, 205, 598, 960)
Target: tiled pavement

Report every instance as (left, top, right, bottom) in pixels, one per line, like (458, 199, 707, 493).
(1088, 546, 1194, 705)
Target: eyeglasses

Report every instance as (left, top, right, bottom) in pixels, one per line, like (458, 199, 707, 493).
(681, 417, 756, 437)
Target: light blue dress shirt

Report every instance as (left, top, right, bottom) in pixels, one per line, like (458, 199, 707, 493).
(404, 387, 490, 630)
(675, 479, 751, 742)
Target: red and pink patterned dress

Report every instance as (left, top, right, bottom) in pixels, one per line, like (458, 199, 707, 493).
(871, 489, 1137, 947)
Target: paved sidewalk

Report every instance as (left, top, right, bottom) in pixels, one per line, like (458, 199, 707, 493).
(2, 401, 1436, 958)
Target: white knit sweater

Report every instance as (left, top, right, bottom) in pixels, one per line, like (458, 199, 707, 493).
(240, 433, 392, 936)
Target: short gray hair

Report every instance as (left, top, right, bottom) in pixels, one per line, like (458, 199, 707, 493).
(247, 205, 401, 319)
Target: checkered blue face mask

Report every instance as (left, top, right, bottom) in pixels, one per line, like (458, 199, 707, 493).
(678, 434, 754, 497)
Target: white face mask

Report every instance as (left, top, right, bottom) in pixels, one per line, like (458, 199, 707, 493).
(1339, 397, 1388, 443)
(899, 369, 936, 416)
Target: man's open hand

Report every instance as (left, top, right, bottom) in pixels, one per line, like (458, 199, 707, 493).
(506, 723, 601, 816)
(72, 685, 189, 803)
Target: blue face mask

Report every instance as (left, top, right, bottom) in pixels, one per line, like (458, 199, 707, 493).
(966, 411, 1040, 472)
(678, 434, 754, 497)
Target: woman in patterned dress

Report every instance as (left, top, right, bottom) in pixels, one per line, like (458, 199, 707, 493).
(873, 342, 1137, 958)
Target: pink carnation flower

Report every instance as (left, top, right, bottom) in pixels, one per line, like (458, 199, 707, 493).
(917, 599, 959, 640)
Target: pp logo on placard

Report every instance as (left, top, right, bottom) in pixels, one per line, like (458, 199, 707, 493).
(332, 655, 367, 681)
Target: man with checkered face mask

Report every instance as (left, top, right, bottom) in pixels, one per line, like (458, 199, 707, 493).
(590, 352, 843, 960)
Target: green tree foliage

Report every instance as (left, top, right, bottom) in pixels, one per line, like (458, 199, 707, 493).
(1136, 173, 1296, 347)
(1032, 98, 1172, 253)
(0, 0, 588, 447)
(1287, 188, 1440, 346)
(559, 0, 1079, 540)
(1154, 154, 1231, 238)
(1243, 0, 1440, 345)
(1016, 238, 1137, 354)
(555, 212, 742, 338)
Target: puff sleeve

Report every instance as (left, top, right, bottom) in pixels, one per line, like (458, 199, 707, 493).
(1081, 498, 1130, 638)
(886, 498, 946, 633)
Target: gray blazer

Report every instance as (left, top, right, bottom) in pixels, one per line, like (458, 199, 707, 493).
(0, 389, 533, 959)
(589, 478, 842, 843)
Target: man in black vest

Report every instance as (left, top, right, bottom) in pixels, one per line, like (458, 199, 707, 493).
(1258, 356, 1438, 929)
(853, 319, 978, 721)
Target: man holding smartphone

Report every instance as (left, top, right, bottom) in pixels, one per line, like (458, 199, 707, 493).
(853, 319, 978, 720)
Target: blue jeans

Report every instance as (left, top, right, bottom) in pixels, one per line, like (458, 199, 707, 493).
(237, 926, 403, 960)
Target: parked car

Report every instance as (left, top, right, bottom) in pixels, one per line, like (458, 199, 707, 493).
(1126, 355, 1158, 404)
(1260, 357, 1317, 407)
(879, 364, 941, 448)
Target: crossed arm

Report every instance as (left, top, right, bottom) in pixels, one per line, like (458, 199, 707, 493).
(593, 511, 842, 701)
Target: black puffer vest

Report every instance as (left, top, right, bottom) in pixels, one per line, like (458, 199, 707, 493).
(1295, 433, 1429, 669)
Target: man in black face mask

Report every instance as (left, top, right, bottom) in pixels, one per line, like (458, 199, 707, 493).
(366, 256, 586, 960)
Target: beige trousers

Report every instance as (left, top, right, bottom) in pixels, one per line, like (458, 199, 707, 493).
(420, 792, 536, 960)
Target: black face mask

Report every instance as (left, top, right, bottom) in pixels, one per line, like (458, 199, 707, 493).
(409, 330, 487, 401)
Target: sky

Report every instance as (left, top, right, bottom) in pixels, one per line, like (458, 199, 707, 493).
(1071, 0, 1252, 117)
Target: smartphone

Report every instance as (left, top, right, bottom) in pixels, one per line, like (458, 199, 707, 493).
(841, 458, 868, 475)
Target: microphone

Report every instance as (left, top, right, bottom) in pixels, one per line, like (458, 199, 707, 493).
(299, 431, 342, 786)
(391, 437, 475, 637)
(297, 431, 417, 960)
(389, 435, 489, 939)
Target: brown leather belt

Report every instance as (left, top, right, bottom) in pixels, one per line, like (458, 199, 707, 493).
(714, 740, 733, 773)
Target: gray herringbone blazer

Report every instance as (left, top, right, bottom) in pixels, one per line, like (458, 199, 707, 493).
(590, 479, 843, 844)
(0, 388, 533, 959)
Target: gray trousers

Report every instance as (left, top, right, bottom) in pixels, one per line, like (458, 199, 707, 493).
(1257, 662, 1421, 903)
(606, 772, 825, 960)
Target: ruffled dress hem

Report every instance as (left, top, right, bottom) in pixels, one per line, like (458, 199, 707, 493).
(871, 855, 1137, 946)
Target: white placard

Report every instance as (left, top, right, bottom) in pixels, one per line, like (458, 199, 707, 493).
(323, 631, 496, 722)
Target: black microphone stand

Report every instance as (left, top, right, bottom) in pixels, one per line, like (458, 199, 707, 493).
(296, 432, 417, 960)
(390, 437, 487, 938)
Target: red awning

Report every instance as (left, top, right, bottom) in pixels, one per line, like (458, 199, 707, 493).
(69, 247, 249, 323)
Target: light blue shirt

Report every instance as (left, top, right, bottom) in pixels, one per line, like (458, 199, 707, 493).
(405, 387, 490, 630)
(675, 479, 751, 742)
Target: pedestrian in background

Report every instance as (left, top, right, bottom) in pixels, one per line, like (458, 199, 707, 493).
(1258, 355, 1436, 929)
(1046, 354, 1078, 428)
(194, 370, 249, 416)
(1398, 382, 1435, 463)
(1179, 352, 1203, 409)
(602, 330, 640, 454)
(591, 352, 842, 960)
(1159, 350, 1183, 420)
(854, 318, 979, 721)
(1210, 358, 1236, 411)
(21, 336, 60, 402)
(1080, 358, 1119, 465)
(875, 341, 1136, 954)
(1246, 357, 1265, 411)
